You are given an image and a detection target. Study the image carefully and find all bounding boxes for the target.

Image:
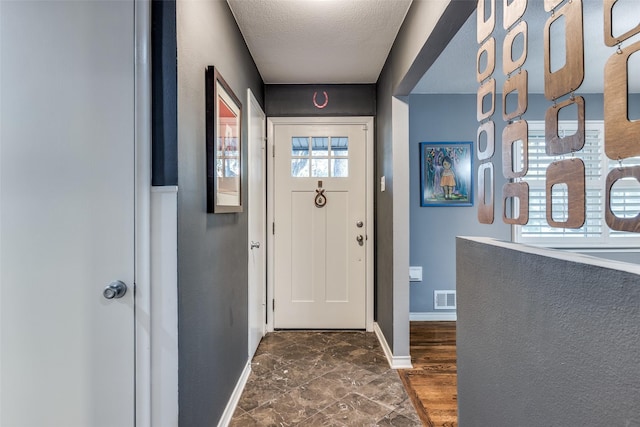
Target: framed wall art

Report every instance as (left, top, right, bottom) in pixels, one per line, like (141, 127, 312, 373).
(419, 141, 473, 207)
(206, 66, 242, 213)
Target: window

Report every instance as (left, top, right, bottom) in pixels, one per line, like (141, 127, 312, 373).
(290, 136, 349, 178)
(513, 120, 640, 248)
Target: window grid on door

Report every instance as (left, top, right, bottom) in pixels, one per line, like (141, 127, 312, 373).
(291, 136, 349, 178)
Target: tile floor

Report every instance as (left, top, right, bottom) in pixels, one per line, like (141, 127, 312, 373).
(230, 331, 421, 426)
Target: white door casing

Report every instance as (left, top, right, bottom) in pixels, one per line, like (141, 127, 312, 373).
(0, 2, 140, 426)
(268, 117, 374, 330)
(247, 89, 266, 357)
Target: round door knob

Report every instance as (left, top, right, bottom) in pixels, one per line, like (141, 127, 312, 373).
(103, 280, 127, 299)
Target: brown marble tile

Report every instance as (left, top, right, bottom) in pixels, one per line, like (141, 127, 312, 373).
(393, 397, 422, 423)
(326, 339, 365, 354)
(276, 355, 336, 387)
(228, 410, 260, 427)
(236, 373, 286, 412)
(357, 370, 408, 408)
(247, 393, 318, 425)
(289, 331, 340, 348)
(299, 409, 346, 427)
(279, 341, 322, 361)
(287, 376, 342, 411)
(375, 412, 422, 426)
(322, 362, 380, 393)
(231, 331, 420, 426)
(250, 352, 290, 377)
(323, 393, 392, 426)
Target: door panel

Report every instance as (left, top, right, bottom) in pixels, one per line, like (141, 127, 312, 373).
(274, 123, 367, 329)
(0, 2, 135, 426)
(247, 90, 266, 357)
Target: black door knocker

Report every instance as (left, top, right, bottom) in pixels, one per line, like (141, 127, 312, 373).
(315, 188, 327, 208)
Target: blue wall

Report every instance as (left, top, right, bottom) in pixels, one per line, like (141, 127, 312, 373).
(408, 93, 629, 313)
(409, 94, 509, 314)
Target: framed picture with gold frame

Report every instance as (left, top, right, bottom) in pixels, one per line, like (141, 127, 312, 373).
(419, 142, 473, 207)
(206, 66, 242, 213)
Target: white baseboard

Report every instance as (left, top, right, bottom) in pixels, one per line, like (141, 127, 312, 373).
(410, 312, 457, 321)
(373, 322, 413, 369)
(218, 360, 251, 427)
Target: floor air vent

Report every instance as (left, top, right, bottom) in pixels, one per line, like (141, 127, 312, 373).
(434, 290, 456, 310)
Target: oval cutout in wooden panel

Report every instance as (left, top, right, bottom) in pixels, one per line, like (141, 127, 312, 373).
(477, 37, 496, 83)
(545, 96, 585, 155)
(478, 162, 494, 224)
(604, 40, 640, 160)
(545, 158, 586, 229)
(504, 0, 527, 30)
(477, 121, 495, 161)
(503, 21, 528, 75)
(604, 0, 640, 47)
(543, 0, 584, 100)
(477, 78, 496, 122)
(502, 120, 528, 179)
(605, 166, 640, 232)
(502, 181, 529, 225)
(477, 0, 496, 44)
(502, 70, 528, 121)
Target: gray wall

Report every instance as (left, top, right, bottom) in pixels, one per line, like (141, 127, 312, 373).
(265, 84, 376, 116)
(408, 93, 628, 313)
(176, 1, 263, 425)
(375, 63, 396, 348)
(374, 0, 474, 354)
(457, 237, 640, 426)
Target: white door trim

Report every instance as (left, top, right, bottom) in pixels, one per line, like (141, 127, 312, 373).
(266, 116, 374, 332)
(134, 2, 155, 427)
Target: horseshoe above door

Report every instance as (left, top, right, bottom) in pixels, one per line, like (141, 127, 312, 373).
(313, 91, 329, 109)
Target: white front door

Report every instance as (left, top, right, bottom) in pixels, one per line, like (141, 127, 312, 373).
(272, 119, 371, 329)
(0, 2, 136, 426)
(247, 90, 266, 357)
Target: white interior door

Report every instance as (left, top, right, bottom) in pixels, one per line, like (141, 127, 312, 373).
(0, 2, 136, 426)
(247, 90, 266, 357)
(273, 120, 370, 329)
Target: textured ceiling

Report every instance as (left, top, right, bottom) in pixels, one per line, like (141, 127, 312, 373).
(227, 0, 413, 84)
(413, 0, 640, 94)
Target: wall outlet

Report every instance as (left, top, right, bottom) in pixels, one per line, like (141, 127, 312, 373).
(409, 266, 422, 282)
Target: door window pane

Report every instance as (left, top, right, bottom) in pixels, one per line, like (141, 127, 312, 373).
(291, 158, 309, 177)
(312, 137, 329, 156)
(311, 159, 329, 177)
(292, 137, 309, 156)
(331, 137, 349, 156)
(331, 159, 348, 177)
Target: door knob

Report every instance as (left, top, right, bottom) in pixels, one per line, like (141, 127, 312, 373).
(250, 241, 260, 249)
(103, 280, 127, 299)
(356, 235, 364, 246)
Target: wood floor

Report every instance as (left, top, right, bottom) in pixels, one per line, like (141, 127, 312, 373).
(398, 321, 457, 427)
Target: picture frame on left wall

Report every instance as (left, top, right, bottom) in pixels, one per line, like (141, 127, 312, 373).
(206, 66, 243, 213)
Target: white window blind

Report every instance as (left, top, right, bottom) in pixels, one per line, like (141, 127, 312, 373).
(513, 120, 640, 248)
